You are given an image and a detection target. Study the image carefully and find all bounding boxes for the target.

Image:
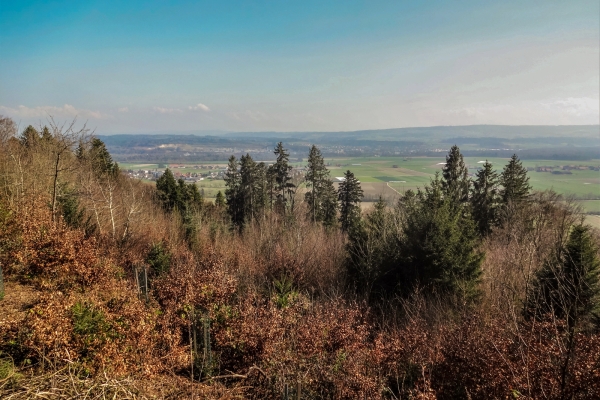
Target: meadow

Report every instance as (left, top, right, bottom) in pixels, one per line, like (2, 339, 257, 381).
(120, 156, 600, 213)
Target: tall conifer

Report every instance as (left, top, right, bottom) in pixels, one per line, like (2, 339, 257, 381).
(471, 161, 500, 235)
(500, 154, 531, 205)
(338, 170, 363, 232)
(442, 145, 470, 204)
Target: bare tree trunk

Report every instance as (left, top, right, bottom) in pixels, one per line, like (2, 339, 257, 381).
(51, 153, 61, 223)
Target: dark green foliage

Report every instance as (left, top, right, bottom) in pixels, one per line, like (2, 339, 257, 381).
(500, 154, 531, 205)
(40, 126, 52, 142)
(441, 145, 470, 203)
(71, 302, 115, 356)
(90, 138, 118, 176)
(399, 174, 483, 301)
(527, 224, 600, 329)
(273, 275, 298, 308)
(224, 155, 243, 228)
(471, 161, 500, 235)
(57, 184, 85, 228)
(156, 169, 181, 213)
(305, 145, 327, 221)
(77, 138, 119, 177)
(146, 242, 172, 276)
(272, 142, 295, 210)
(320, 178, 339, 228)
(346, 197, 400, 299)
(338, 170, 363, 232)
(72, 302, 108, 336)
(56, 184, 96, 236)
(156, 169, 203, 215)
(240, 154, 267, 222)
(215, 191, 226, 208)
(156, 169, 202, 245)
(305, 145, 338, 225)
(225, 154, 269, 228)
(20, 125, 40, 148)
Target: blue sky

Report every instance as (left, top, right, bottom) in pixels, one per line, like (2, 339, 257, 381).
(0, 0, 598, 133)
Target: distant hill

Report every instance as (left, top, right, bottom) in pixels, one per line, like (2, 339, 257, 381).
(99, 125, 600, 162)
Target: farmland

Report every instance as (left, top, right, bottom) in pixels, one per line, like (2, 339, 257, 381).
(119, 156, 600, 213)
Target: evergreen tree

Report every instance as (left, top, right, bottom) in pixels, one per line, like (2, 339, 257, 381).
(239, 153, 266, 222)
(320, 178, 339, 228)
(20, 125, 40, 148)
(155, 169, 180, 213)
(305, 145, 329, 222)
(89, 138, 118, 176)
(215, 191, 226, 208)
(500, 154, 531, 205)
(272, 142, 295, 210)
(338, 170, 363, 232)
(346, 197, 400, 299)
(471, 161, 500, 235)
(224, 155, 243, 227)
(442, 145, 470, 203)
(527, 224, 600, 329)
(399, 173, 483, 301)
(76, 137, 118, 177)
(41, 126, 53, 142)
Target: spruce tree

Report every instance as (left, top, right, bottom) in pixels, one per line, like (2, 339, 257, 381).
(20, 125, 40, 148)
(527, 224, 600, 329)
(305, 145, 328, 222)
(471, 161, 500, 235)
(215, 191, 226, 208)
(156, 169, 180, 213)
(338, 170, 363, 232)
(442, 145, 470, 204)
(240, 153, 257, 221)
(400, 173, 483, 301)
(500, 154, 531, 206)
(89, 138, 117, 176)
(239, 153, 267, 222)
(320, 178, 339, 228)
(224, 155, 243, 227)
(272, 142, 295, 210)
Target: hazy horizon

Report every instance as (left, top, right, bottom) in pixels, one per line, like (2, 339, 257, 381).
(1, 1, 598, 133)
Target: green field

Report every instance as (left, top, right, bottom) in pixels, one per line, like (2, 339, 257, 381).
(118, 157, 600, 213)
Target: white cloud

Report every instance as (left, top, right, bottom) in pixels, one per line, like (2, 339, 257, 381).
(542, 97, 599, 117)
(0, 104, 107, 119)
(188, 103, 210, 112)
(153, 106, 183, 114)
(118, 107, 129, 113)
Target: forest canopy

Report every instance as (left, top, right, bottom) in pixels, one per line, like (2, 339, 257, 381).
(0, 116, 598, 399)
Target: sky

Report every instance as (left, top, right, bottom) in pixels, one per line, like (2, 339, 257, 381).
(0, 0, 598, 133)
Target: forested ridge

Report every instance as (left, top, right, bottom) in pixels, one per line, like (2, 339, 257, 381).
(0, 116, 599, 399)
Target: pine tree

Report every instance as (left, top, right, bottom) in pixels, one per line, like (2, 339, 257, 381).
(156, 169, 180, 213)
(41, 126, 53, 142)
(239, 153, 266, 222)
(272, 142, 295, 210)
(442, 145, 470, 204)
(471, 161, 500, 235)
(338, 170, 363, 232)
(76, 137, 118, 177)
(399, 173, 483, 301)
(305, 145, 328, 222)
(215, 191, 226, 208)
(89, 138, 118, 176)
(527, 224, 600, 329)
(20, 125, 40, 148)
(224, 155, 243, 227)
(500, 154, 531, 205)
(320, 178, 339, 228)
